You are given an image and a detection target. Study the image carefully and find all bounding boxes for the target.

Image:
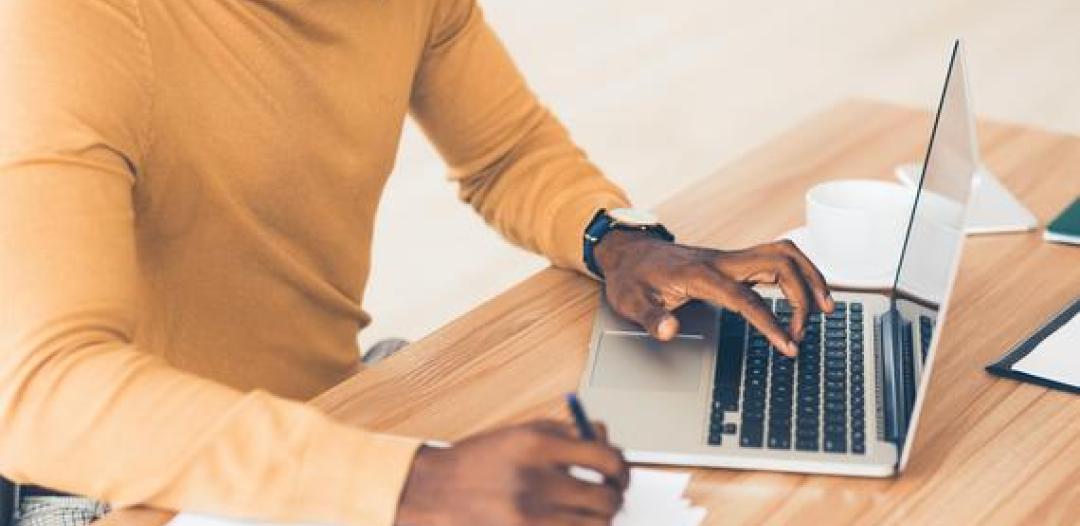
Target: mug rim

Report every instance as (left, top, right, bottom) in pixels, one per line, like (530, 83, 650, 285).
(806, 179, 914, 215)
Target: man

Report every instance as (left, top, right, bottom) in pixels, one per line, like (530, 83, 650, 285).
(0, 1, 831, 525)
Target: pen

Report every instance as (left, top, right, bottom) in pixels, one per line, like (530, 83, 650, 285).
(566, 392, 597, 441)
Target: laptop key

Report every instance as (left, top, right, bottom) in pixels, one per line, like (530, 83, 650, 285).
(824, 423, 845, 435)
(767, 435, 791, 450)
(824, 435, 847, 453)
(740, 425, 764, 448)
(796, 438, 819, 452)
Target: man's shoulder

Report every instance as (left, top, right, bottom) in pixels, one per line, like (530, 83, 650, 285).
(0, 0, 152, 166)
(0, 0, 147, 56)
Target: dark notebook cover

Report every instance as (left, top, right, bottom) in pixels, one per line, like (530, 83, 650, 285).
(986, 296, 1080, 395)
(1045, 197, 1080, 244)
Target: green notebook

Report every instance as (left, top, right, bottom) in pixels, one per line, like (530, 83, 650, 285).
(1045, 197, 1080, 245)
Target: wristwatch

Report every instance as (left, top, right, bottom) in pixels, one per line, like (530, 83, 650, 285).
(582, 208, 675, 279)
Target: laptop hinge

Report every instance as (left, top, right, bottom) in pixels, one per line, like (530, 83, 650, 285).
(876, 308, 914, 453)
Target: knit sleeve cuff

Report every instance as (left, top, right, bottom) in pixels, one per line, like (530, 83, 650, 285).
(294, 418, 422, 526)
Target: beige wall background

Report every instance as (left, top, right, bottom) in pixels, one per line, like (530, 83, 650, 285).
(361, 0, 1080, 346)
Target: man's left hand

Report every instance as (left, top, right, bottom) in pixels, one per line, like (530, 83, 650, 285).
(594, 231, 834, 356)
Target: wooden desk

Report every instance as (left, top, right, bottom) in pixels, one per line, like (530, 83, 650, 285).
(102, 100, 1080, 526)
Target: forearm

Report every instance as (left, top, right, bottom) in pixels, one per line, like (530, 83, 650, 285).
(409, 0, 628, 273)
(0, 165, 419, 526)
(0, 333, 420, 526)
(456, 111, 630, 272)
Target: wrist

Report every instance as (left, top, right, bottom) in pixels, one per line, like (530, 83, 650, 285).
(583, 208, 675, 279)
(396, 446, 440, 525)
(594, 230, 667, 277)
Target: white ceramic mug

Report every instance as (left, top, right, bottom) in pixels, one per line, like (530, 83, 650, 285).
(805, 180, 915, 280)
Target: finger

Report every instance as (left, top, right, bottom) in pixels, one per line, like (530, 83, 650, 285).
(593, 421, 609, 443)
(758, 254, 812, 342)
(541, 437, 630, 490)
(541, 473, 623, 519)
(775, 240, 833, 312)
(529, 420, 578, 439)
(689, 270, 797, 356)
(532, 513, 609, 526)
(527, 421, 629, 489)
(534, 419, 614, 449)
(607, 287, 680, 341)
(591, 421, 630, 487)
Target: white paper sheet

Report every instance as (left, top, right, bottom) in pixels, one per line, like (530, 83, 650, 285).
(615, 468, 706, 526)
(1012, 310, 1080, 388)
(168, 467, 705, 526)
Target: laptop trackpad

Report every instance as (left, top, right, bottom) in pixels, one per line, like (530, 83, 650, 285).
(590, 333, 705, 392)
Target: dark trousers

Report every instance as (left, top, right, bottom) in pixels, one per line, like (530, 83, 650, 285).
(2, 477, 15, 526)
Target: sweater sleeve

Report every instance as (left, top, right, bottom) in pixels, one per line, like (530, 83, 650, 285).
(0, 3, 419, 525)
(409, 0, 631, 274)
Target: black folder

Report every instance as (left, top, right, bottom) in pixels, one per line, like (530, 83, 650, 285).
(986, 295, 1080, 395)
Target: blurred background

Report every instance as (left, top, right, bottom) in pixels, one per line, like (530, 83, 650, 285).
(361, 0, 1080, 346)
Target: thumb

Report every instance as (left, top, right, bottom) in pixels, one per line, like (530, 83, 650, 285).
(648, 310, 680, 341)
(631, 294, 680, 341)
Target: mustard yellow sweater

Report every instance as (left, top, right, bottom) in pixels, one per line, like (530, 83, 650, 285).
(0, 1, 628, 524)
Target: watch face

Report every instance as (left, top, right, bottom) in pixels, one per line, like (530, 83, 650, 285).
(608, 207, 660, 227)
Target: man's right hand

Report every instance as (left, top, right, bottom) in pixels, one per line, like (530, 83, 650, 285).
(395, 420, 630, 526)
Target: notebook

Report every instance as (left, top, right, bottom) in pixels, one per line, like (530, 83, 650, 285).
(1044, 197, 1080, 245)
(167, 467, 707, 526)
(987, 295, 1080, 394)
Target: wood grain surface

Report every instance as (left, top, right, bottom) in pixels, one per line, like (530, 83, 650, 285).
(98, 100, 1080, 526)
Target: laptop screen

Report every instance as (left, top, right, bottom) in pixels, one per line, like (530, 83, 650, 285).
(892, 40, 977, 306)
(891, 40, 980, 467)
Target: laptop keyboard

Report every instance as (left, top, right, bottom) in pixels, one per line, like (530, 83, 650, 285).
(708, 299, 867, 454)
(919, 315, 934, 361)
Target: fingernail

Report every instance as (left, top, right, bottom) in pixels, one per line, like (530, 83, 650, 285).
(822, 291, 835, 311)
(657, 316, 678, 340)
(787, 341, 798, 356)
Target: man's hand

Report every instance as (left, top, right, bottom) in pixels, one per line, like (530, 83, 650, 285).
(595, 231, 834, 356)
(395, 421, 630, 526)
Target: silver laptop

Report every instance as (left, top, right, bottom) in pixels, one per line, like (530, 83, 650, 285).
(580, 40, 979, 477)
